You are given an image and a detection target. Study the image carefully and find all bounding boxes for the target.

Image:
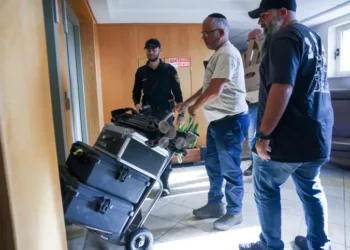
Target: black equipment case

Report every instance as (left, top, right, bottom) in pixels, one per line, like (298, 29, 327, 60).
(93, 124, 170, 179)
(66, 141, 151, 204)
(59, 165, 135, 238)
(111, 107, 160, 138)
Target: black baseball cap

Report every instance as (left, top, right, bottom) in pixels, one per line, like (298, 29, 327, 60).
(248, 0, 297, 19)
(144, 38, 161, 49)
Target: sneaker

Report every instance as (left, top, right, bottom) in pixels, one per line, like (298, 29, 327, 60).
(160, 180, 171, 198)
(239, 242, 264, 250)
(244, 164, 253, 176)
(193, 203, 225, 220)
(295, 236, 308, 250)
(161, 188, 170, 197)
(213, 213, 243, 231)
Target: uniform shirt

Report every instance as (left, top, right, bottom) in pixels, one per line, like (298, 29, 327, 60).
(132, 60, 183, 116)
(256, 23, 334, 162)
(202, 41, 248, 123)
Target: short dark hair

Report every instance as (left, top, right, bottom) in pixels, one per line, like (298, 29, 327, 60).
(208, 13, 227, 19)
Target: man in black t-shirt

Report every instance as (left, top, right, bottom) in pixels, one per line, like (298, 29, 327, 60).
(239, 0, 333, 250)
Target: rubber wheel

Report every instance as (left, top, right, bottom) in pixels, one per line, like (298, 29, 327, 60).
(125, 228, 153, 250)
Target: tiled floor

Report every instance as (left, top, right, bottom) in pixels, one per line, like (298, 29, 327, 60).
(66, 158, 350, 250)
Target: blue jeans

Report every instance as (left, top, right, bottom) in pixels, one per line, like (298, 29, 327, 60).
(248, 105, 258, 160)
(253, 153, 331, 250)
(205, 114, 249, 215)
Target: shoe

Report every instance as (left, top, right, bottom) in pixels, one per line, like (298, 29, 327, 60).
(213, 213, 243, 231)
(160, 168, 171, 198)
(161, 188, 170, 197)
(244, 164, 253, 176)
(239, 242, 264, 250)
(193, 203, 225, 220)
(295, 236, 308, 250)
(161, 181, 170, 197)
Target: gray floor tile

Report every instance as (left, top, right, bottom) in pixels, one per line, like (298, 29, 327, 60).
(158, 223, 210, 243)
(327, 195, 345, 225)
(329, 223, 346, 245)
(153, 202, 193, 223)
(170, 192, 208, 209)
(143, 215, 177, 240)
(83, 232, 124, 250)
(332, 243, 347, 250)
(179, 214, 217, 232)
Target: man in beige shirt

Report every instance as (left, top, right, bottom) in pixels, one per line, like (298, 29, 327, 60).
(174, 13, 249, 231)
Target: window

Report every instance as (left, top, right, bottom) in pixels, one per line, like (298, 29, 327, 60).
(336, 23, 350, 76)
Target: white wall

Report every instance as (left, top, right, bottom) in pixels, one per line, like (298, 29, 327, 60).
(313, 13, 350, 77)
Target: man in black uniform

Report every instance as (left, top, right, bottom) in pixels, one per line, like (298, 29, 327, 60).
(132, 38, 184, 197)
(239, 0, 334, 249)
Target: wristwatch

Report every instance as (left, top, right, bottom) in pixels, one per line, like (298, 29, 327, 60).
(256, 131, 272, 141)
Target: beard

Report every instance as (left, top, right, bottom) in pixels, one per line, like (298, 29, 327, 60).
(148, 52, 160, 62)
(264, 13, 284, 36)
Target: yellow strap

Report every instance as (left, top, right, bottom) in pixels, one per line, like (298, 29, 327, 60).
(73, 149, 83, 156)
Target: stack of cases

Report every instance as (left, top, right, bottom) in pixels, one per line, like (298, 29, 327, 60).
(60, 124, 170, 243)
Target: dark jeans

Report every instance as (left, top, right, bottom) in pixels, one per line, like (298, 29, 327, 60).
(253, 153, 331, 250)
(205, 113, 249, 215)
(151, 109, 173, 186)
(160, 161, 172, 186)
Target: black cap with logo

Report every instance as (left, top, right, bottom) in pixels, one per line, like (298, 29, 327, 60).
(144, 38, 161, 49)
(248, 0, 297, 19)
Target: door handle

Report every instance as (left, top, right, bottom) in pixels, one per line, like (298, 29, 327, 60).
(65, 92, 71, 110)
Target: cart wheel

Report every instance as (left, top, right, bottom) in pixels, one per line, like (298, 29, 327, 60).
(125, 228, 153, 250)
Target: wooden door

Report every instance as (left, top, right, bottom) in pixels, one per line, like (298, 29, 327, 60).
(164, 57, 192, 100)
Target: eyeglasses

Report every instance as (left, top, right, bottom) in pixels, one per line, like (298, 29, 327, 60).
(201, 29, 220, 37)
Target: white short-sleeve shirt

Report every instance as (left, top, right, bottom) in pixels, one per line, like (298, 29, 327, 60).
(202, 41, 248, 123)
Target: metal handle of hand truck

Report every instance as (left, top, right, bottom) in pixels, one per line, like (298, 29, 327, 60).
(157, 112, 174, 134)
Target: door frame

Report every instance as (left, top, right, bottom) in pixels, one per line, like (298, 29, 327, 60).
(62, 0, 89, 144)
(42, 0, 69, 166)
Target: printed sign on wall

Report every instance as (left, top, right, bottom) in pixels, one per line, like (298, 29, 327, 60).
(178, 58, 191, 68)
(169, 58, 191, 68)
(169, 58, 178, 68)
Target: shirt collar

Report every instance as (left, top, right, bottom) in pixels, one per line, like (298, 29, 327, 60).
(146, 59, 165, 71)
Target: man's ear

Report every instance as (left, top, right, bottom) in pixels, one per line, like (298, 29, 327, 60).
(219, 29, 225, 37)
(278, 8, 288, 19)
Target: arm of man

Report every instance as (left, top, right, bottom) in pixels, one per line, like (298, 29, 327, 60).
(259, 84, 293, 135)
(184, 87, 203, 106)
(188, 53, 238, 116)
(132, 69, 143, 110)
(169, 67, 183, 104)
(189, 79, 227, 114)
(256, 37, 301, 160)
(173, 87, 203, 113)
(169, 67, 186, 125)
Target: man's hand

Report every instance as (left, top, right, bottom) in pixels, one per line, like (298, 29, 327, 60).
(135, 104, 141, 113)
(173, 102, 189, 113)
(187, 105, 197, 119)
(176, 114, 185, 127)
(255, 139, 271, 161)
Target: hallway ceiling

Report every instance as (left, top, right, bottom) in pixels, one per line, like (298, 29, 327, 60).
(88, 0, 350, 51)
